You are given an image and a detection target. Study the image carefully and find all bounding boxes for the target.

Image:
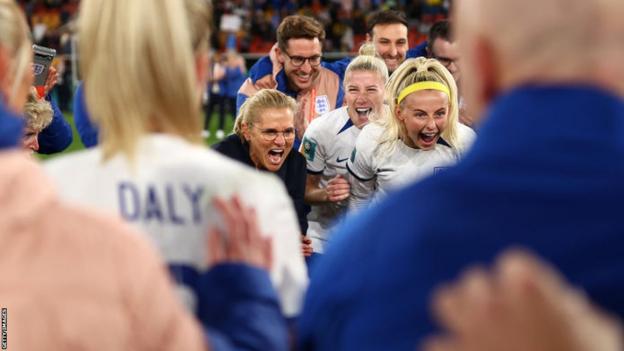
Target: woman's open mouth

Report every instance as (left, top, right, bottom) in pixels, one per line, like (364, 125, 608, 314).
(418, 132, 439, 148)
(355, 107, 372, 117)
(267, 148, 285, 165)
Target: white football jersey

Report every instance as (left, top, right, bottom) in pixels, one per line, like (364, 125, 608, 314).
(300, 106, 361, 253)
(347, 122, 476, 210)
(44, 134, 308, 317)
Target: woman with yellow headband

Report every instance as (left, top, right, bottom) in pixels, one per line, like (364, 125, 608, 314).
(347, 57, 475, 209)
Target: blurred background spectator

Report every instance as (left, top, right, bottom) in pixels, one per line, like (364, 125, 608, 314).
(213, 0, 450, 54)
(18, 0, 79, 112)
(18, 0, 450, 63)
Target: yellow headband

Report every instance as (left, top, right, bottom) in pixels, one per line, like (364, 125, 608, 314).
(396, 81, 450, 105)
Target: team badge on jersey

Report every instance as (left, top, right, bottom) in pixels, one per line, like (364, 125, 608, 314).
(315, 95, 330, 115)
(302, 137, 317, 161)
(350, 148, 357, 162)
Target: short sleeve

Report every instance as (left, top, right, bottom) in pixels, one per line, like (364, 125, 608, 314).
(346, 124, 380, 211)
(300, 119, 327, 174)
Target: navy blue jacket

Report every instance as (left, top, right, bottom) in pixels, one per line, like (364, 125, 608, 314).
(73, 83, 99, 147)
(37, 95, 73, 154)
(199, 264, 288, 351)
(299, 85, 624, 350)
(406, 41, 428, 58)
(213, 134, 310, 235)
(0, 102, 23, 149)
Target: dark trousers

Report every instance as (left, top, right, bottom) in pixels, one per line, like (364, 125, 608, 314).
(204, 94, 236, 131)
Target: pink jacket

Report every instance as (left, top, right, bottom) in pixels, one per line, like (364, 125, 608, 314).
(0, 152, 206, 351)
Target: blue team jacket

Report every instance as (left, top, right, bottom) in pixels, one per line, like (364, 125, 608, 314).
(299, 85, 624, 350)
(0, 102, 23, 149)
(238, 56, 345, 115)
(199, 264, 288, 351)
(37, 95, 73, 154)
(73, 83, 99, 148)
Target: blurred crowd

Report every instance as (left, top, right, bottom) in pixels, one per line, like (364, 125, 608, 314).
(17, 0, 450, 55)
(214, 0, 450, 53)
(17, 0, 79, 111)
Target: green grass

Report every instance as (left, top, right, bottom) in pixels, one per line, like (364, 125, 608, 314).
(38, 112, 236, 160)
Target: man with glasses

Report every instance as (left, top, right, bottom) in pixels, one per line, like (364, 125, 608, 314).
(427, 20, 461, 85)
(426, 20, 474, 127)
(237, 15, 344, 145)
(246, 10, 416, 91)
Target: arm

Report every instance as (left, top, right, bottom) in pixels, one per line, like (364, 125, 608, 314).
(37, 97, 73, 154)
(346, 167, 376, 212)
(248, 56, 274, 84)
(305, 173, 350, 205)
(199, 196, 288, 351)
(199, 265, 287, 351)
(0, 106, 24, 149)
(73, 83, 99, 148)
(36, 66, 73, 154)
(213, 63, 226, 82)
(346, 139, 377, 212)
(236, 93, 248, 115)
(291, 155, 310, 235)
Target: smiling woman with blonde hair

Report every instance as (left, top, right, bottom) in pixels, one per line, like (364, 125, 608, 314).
(44, 0, 307, 323)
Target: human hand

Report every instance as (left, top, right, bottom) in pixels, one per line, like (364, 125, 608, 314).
(301, 235, 313, 257)
(254, 74, 277, 90)
(422, 250, 622, 351)
(43, 66, 58, 97)
(269, 43, 279, 66)
(326, 174, 350, 202)
(207, 195, 272, 271)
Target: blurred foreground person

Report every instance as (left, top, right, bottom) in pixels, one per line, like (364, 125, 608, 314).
(44, 0, 307, 318)
(423, 250, 623, 351)
(299, 0, 624, 349)
(0, 0, 288, 350)
(1, 153, 286, 350)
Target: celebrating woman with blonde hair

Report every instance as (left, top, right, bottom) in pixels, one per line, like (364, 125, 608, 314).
(214, 89, 315, 257)
(300, 49, 389, 254)
(347, 57, 476, 209)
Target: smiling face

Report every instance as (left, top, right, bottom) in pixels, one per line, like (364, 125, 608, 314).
(243, 107, 295, 172)
(278, 38, 322, 92)
(396, 89, 450, 150)
(369, 23, 408, 73)
(344, 70, 386, 129)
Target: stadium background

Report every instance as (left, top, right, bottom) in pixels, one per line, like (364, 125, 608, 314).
(18, 0, 450, 157)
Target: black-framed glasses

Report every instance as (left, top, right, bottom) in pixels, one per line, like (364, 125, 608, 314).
(433, 55, 459, 69)
(284, 52, 322, 67)
(257, 127, 296, 141)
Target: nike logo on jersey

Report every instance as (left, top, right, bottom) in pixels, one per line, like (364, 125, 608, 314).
(336, 156, 349, 163)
